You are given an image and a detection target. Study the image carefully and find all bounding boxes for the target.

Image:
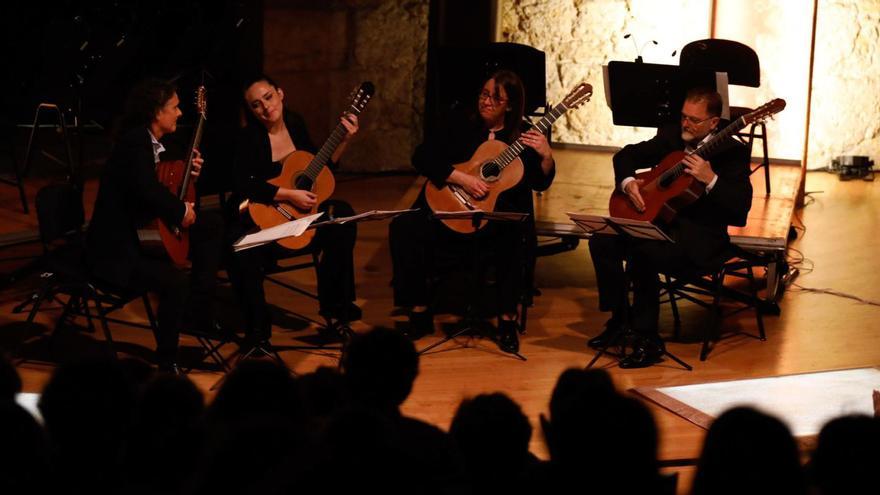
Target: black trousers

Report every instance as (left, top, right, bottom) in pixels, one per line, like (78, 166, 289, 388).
(225, 199, 357, 338)
(128, 210, 224, 362)
(588, 234, 697, 342)
(389, 208, 526, 316)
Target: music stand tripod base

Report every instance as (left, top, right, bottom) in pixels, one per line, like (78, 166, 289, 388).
(418, 210, 529, 361)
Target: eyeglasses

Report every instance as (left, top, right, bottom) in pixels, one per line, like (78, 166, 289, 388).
(681, 113, 714, 125)
(479, 90, 507, 106)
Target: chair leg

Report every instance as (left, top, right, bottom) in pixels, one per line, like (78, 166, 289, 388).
(47, 292, 80, 353)
(25, 275, 55, 324)
(747, 265, 766, 340)
(665, 275, 682, 340)
(91, 291, 118, 359)
(760, 123, 770, 196)
(141, 295, 158, 331)
(3, 131, 29, 213)
(701, 271, 725, 361)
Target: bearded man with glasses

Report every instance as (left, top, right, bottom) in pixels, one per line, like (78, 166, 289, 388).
(586, 87, 753, 368)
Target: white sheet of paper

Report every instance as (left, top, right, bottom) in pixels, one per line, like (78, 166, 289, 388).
(232, 212, 324, 252)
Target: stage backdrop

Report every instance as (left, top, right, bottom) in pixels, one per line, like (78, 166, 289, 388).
(499, 0, 880, 170)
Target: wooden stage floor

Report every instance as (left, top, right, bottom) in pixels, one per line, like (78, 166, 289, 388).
(2, 148, 879, 493)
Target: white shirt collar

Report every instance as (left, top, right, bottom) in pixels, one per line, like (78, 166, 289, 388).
(684, 132, 713, 154)
(148, 129, 165, 164)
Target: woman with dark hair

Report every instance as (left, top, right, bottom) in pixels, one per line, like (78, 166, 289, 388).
(389, 70, 555, 353)
(225, 74, 360, 345)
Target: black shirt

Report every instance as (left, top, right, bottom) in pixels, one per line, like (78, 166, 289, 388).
(412, 114, 555, 216)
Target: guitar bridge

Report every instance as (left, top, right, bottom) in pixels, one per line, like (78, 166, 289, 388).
(450, 185, 476, 210)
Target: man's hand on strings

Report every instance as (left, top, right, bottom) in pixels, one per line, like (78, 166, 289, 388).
(682, 154, 717, 185)
(624, 179, 646, 213)
(190, 149, 203, 177)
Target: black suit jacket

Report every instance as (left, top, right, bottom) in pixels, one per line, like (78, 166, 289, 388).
(612, 123, 752, 267)
(86, 126, 185, 286)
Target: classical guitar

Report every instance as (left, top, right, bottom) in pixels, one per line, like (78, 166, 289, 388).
(608, 98, 786, 223)
(154, 85, 207, 266)
(425, 82, 593, 234)
(248, 82, 374, 250)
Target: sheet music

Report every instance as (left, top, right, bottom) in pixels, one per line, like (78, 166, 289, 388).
(567, 212, 673, 242)
(232, 212, 324, 252)
(610, 217, 673, 242)
(433, 209, 529, 222)
(567, 212, 617, 235)
(310, 208, 418, 227)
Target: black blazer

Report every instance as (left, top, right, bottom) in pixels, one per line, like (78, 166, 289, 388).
(612, 123, 753, 267)
(411, 114, 555, 216)
(231, 110, 331, 206)
(86, 126, 185, 286)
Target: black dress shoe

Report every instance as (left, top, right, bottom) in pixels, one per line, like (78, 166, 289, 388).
(404, 310, 434, 340)
(317, 321, 347, 342)
(587, 319, 621, 349)
(157, 361, 181, 375)
(320, 303, 363, 323)
(619, 342, 664, 369)
(497, 320, 520, 354)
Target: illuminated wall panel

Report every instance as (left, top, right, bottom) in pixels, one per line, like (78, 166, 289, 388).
(808, 0, 880, 170)
(714, 0, 815, 161)
(500, 0, 711, 147)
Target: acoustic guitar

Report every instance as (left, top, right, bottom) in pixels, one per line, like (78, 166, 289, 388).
(425, 82, 593, 234)
(248, 82, 374, 250)
(153, 85, 207, 266)
(608, 98, 786, 223)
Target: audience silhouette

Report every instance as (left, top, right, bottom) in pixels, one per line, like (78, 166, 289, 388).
(1, 330, 874, 494)
(691, 406, 807, 495)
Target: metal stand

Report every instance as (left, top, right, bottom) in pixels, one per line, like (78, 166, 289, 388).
(417, 211, 528, 361)
(586, 259, 692, 370)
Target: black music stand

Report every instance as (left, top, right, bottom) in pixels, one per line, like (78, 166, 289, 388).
(604, 60, 725, 127)
(227, 209, 418, 368)
(569, 213, 692, 371)
(417, 209, 529, 361)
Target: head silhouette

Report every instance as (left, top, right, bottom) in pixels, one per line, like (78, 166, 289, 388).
(342, 327, 418, 413)
(692, 406, 806, 495)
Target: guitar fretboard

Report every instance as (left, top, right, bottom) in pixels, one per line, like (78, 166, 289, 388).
(494, 102, 569, 170)
(178, 115, 206, 201)
(660, 116, 748, 185)
(301, 120, 352, 183)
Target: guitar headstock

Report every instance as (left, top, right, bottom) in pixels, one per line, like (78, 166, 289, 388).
(195, 85, 207, 119)
(562, 82, 593, 109)
(745, 98, 786, 125)
(348, 81, 375, 115)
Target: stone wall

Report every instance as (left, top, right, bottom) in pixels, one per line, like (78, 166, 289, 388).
(499, 0, 880, 167)
(499, 0, 711, 149)
(263, 0, 429, 172)
(808, 0, 880, 169)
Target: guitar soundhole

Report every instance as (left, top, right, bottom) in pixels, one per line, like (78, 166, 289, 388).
(480, 162, 501, 181)
(294, 175, 314, 191)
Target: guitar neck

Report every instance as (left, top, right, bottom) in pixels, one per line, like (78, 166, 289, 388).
(301, 122, 350, 183)
(694, 116, 746, 159)
(660, 116, 747, 183)
(495, 102, 568, 169)
(178, 115, 206, 200)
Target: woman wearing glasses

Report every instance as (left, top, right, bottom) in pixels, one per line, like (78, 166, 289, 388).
(388, 70, 555, 354)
